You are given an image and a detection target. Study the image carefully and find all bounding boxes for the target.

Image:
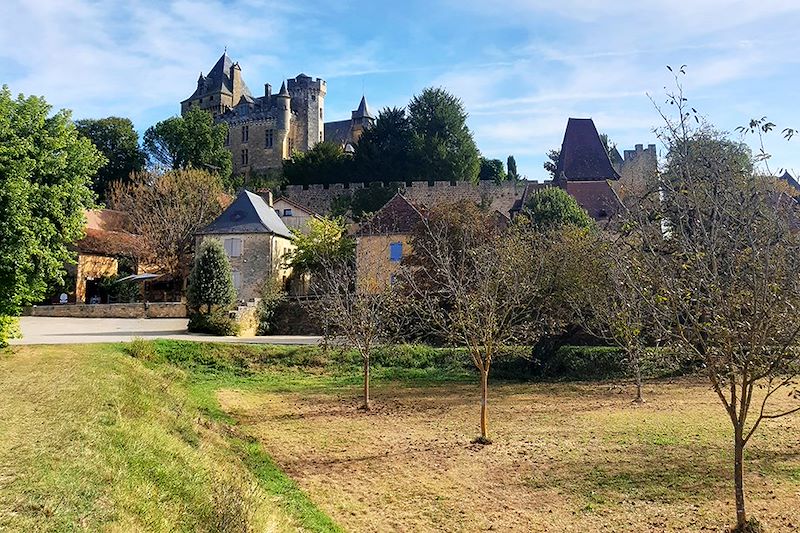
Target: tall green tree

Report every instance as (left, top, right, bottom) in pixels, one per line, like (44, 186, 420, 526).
(478, 157, 506, 183)
(507, 155, 519, 181)
(75, 117, 145, 202)
(283, 141, 354, 185)
(187, 239, 236, 314)
(0, 86, 104, 344)
(408, 87, 480, 183)
(143, 107, 231, 178)
(523, 187, 594, 230)
(286, 216, 355, 275)
(354, 106, 415, 182)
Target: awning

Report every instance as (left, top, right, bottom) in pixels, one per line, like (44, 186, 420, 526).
(115, 273, 163, 283)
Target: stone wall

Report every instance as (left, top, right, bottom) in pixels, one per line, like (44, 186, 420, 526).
(356, 234, 412, 292)
(616, 144, 658, 201)
(28, 302, 187, 318)
(278, 180, 531, 216)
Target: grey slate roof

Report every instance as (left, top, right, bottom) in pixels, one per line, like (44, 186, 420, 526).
(352, 95, 374, 120)
(324, 119, 352, 146)
(184, 52, 253, 101)
(557, 118, 621, 181)
(198, 189, 293, 238)
(779, 170, 800, 192)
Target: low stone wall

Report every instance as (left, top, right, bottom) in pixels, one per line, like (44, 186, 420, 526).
(27, 302, 187, 319)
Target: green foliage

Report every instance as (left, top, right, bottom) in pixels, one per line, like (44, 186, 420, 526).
(354, 106, 415, 182)
(283, 141, 354, 185)
(98, 274, 140, 303)
(256, 276, 286, 336)
(523, 187, 595, 230)
(75, 117, 145, 202)
(286, 216, 355, 275)
(188, 310, 240, 336)
(0, 315, 21, 347)
(507, 155, 519, 181)
(478, 157, 507, 183)
(544, 149, 560, 180)
(408, 87, 480, 183)
(0, 86, 103, 319)
(328, 185, 397, 220)
(187, 239, 236, 314)
(143, 106, 231, 178)
(126, 336, 157, 361)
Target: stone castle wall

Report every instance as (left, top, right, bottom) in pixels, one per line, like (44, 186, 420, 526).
(277, 180, 534, 216)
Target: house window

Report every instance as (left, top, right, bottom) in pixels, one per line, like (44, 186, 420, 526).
(389, 242, 403, 262)
(283, 208, 293, 217)
(242, 125, 249, 142)
(231, 270, 242, 290)
(224, 238, 243, 258)
(265, 129, 274, 148)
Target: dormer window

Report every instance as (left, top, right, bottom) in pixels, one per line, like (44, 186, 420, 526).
(283, 208, 293, 217)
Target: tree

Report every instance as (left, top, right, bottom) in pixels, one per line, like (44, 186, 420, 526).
(308, 254, 396, 410)
(283, 141, 354, 185)
(478, 157, 506, 183)
(187, 239, 235, 314)
(0, 86, 103, 345)
(143, 107, 231, 178)
(75, 117, 145, 202)
(354, 106, 415, 182)
(108, 169, 225, 279)
(399, 201, 562, 442)
(543, 149, 560, 180)
(523, 187, 594, 230)
(507, 155, 520, 182)
(408, 87, 480, 183)
(286, 216, 355, 276)
(636, 72, 800, 531)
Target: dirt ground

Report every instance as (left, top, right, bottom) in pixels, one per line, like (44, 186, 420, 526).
(218, 378, 800, 532)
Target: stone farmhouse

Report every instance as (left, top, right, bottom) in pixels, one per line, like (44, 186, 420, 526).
(196, 189, 294, 302)
(182, 52, 375, 176)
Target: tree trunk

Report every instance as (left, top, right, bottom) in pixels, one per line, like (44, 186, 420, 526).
(734, 429, 747, 529)
(480, 368, 489, 439)
(362, 356, 371, 411)
(633, 363, 644, 403)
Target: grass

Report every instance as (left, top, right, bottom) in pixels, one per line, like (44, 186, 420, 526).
(2, 339, 798, 532)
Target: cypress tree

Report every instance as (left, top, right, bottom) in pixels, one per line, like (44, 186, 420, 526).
(187, 239, 236, 314)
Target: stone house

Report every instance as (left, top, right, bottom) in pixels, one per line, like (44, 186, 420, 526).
(269, 195, 319, 235)
(196, 189, 294, 302)
(356, 193, 423, 292)
(70, 210, 141, 304)
(182, 51, 374, 176)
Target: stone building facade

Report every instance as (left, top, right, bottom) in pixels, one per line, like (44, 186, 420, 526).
(182, 52, 374, 176)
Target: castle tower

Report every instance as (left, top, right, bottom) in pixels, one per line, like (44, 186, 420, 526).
(350, 95, 375, 144)
(181, 51, 252, 117)
(276, 82, 292, 159)
(287, 73, 327, 150)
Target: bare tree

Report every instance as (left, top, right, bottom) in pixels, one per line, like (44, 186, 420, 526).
(398, 202, 563, 443)
(108, 169, 226, 279)
(565, 232, 662, 403)
(307, 255, 396, 411)
(636, 68, 800, 532)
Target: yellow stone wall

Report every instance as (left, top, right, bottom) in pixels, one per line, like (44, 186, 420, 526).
(76, 254, 118, 303)
(356, 234, 411, 293)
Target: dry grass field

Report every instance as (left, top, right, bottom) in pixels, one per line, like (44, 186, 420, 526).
(219, 378, 800, 533)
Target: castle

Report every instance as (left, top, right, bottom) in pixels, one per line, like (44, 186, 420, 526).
(182, 52, 375, 176)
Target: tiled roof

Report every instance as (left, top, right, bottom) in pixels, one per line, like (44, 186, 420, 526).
(184, 52, 253, 101)
(198, 189, 293, 238)
(324, 119, 352, 146)
(76, 209, 140, 257)
(779, 170, 800, 192)
(563, 181, 622, 221)
(357, 193, 424, 235)
(557, 118, 621, 181)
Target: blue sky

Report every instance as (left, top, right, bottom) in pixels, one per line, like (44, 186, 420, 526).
(2, 0, 799, 180)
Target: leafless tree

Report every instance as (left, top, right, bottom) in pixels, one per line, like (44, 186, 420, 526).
(307, 255, 397, 411)
(108, 169, 226, 279)
(636, 68, 800, 532)
(398, 202, 564, 442)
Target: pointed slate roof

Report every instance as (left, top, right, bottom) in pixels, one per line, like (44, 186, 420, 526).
(198, 189, 292, 238)
(277, 81, 290, 97)
(352, 95, 374, 120)
(556, 118, 621, 181)
(184, 52, 252, 101)
(778, 170, 800, 193)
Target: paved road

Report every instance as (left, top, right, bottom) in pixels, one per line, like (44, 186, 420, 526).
(10, 317, 321, 345)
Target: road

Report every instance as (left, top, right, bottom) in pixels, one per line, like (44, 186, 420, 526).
(10, 317, 322, 345)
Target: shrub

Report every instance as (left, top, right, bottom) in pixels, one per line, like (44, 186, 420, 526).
(208, 469, 262, 533)
(188, 311, 240, 336)
(126, 337, 156, 360)
(256, 276, 286, 335)
(187, 239, 236, 314)
(0, 315, 21, 348)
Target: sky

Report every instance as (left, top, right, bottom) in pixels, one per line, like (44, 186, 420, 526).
(2, 0, 799, 180)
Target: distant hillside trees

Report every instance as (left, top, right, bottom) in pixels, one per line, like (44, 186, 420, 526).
(283, 141, 354, 186)
(0, 86, 103, 345)
(143, 107, 232, 179)
(75, 117, 146, 202)
(478, 157, 506, 183)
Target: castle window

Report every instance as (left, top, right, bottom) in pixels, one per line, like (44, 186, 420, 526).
(241, 149, 248, 165)
(242, 125, 249, 142)
(320, 108, 323, 119)
(265, 129, 274, 148)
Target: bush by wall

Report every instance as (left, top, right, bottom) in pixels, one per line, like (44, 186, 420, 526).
(188, 311, 240, 337)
